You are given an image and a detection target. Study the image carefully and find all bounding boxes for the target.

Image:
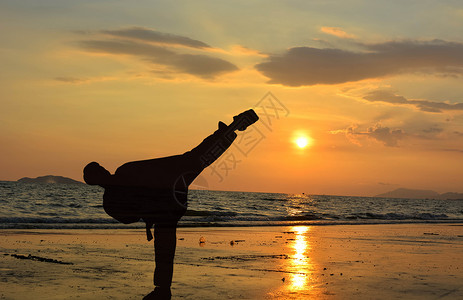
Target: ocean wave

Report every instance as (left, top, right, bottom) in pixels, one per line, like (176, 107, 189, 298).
(284, 214, 323, 221)
(260, 197, 286, 202)
(0, 217, 117, 224)
(1, 182, 463, 229)
(2, 219, 463, 230)
(184, 210, 237, 217)
(346, 212, 450, 220)
(0, 211, 459, 226)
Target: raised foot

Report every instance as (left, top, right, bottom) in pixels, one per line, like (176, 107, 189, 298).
(231, 109, 259, 131)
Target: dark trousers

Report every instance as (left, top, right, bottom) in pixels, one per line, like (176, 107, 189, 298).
(153, 223, 178, 287)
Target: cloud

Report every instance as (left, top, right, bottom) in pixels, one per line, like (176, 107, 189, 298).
(364, 90, 463, 113)
(442, 148, 463, 153)
(255, 40, 463, 86)
(331, 124, 405, 147)
(320, 27, 356, 39)
(101, 27, 211, 49)
(422, 126, 444, 134)
(365, 125, 405, 146)
(378, 182, 397, 186)
(54, 76, 87, 84)
(79, 35, 238, 79)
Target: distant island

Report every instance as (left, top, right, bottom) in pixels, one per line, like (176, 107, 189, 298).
(17, 175, 84, 185)
(376, 188, 463, 200)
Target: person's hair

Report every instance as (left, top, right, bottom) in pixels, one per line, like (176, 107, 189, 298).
(83, 162, 110, 185)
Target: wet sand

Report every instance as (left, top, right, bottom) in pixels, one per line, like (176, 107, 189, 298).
(1, 224, 462, 299)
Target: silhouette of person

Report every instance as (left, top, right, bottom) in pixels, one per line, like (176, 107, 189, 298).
(83, 110, 258, 300)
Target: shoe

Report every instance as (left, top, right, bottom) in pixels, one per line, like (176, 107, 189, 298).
(231, 109, 259, 131)
(142, 287, 172, 300)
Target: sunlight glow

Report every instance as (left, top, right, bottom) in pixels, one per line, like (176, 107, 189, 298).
(294, 135, 312, 149)
(296, 137, 308, 148)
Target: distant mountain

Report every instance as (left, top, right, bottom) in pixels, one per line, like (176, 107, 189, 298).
(376, 188, 463, 200)
(440, 192, 463, 200)
(17, 175, 84, 185)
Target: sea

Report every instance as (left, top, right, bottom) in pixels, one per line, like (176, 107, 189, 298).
(1, 181, 462, 229)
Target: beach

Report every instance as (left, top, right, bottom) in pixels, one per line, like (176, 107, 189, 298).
(1, 224, 462, 299)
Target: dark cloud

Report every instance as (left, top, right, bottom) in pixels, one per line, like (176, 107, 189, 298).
(101, 27, 211, 49)
(363, 124, 404, 147)
(255, 40, 463, 86)
(79, 39, 237, 78)
(332, 124, 404, 147)
(422, 126, 444, 134)
(332, 118, 463, 147)
(54, 76, 87, 83)
(80, 39, 172, 58)
(378, 182, 397, 186)
(442, 148, 463, 153)
(413, 125, 445, 140)
(166, 53, 238, 78)
(364, 90, 463, 113)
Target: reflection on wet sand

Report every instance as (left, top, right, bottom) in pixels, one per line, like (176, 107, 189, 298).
(289, 226, 310, 289)
(276, 226, 321, 298)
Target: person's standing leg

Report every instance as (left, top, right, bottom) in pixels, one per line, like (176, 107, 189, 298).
(153, 223, 177, 287)
(143, 221, 177, 300)
(144, 221, 177, 299)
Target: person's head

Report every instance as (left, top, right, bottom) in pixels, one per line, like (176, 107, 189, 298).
(83, 162, 111, 185)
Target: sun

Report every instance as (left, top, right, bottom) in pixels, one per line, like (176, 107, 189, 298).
(295, 137, 309, 148)
(292, 131, 313, 150)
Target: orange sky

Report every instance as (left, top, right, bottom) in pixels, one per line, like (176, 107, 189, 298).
(1, 0, 463, 196)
